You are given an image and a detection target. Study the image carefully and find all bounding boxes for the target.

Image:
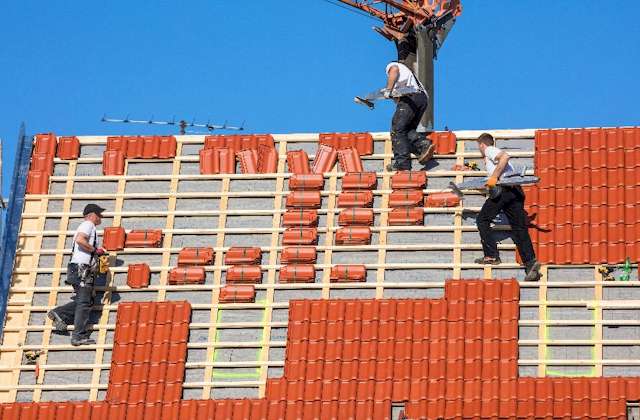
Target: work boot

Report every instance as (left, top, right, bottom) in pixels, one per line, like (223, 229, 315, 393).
(71, 337, 96, 347)
(473, 256, 501, 265)
(47, 311, 67, 333)
(417, 142, 436, 164)
(524, 261, 542, 282)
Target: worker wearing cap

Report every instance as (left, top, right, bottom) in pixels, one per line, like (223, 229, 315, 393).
(384, 59, 435, 171)
(474, 133, 541, 281)
(48, 204, 106, 346)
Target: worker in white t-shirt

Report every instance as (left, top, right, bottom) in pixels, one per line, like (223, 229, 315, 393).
(475, 133, 541, 281)
(48, 204, 106, 346)
(384, 61, 435, 171)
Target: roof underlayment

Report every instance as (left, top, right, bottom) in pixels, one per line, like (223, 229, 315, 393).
(0, 130, 639, 418)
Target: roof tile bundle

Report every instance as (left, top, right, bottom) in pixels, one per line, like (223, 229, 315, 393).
(124, 230, 163, 248)
(388, 207, 424, 226)
(286, 150, 311, 174)
(281, 209, 318, 227)
(337, 208, 374, 226)
(341, 172, 378, 190)
(280, 246, 317, 264)
(319, 132, 374, 156)
(226, 265, 263, 284)
(168, 267, 206, 285)
(330, 264, 366, 282)
(527, 127, 640, 264)
(279, 264, 315, 283)
(25, 170, 50, 195)
(27, 133, 57, 194)
(337, 190, 374, 208)
(311, 144, 338, 174)
(257, 144, 278, 173)
(335, 226, 371, 245)
(424, 191, 461, 208)
(288, 174, 325, 191)
(103, 227, 126, 251)
(219, 285, 256, 303)
(337, 147, 364, 173)
(127, 263, 150, 289)
(177, 247, 214, 266)
(391, 171, 427, 190)
(388, 189, 424, 208)
(204, 134, 275, 155)
(106, 136, 177, 159)
(56, 136, 80, 160)
(34, 133, 57, 155)
(31, 153, 54, 175)
(199, 147, 236, 174)
(236, 149, 259, 174)
(102, 150, 126, 176)
(282, 227, 318, 245)
(4, 280, 640, 418)
(428, 131, 457, 154)
(224, 247, 262, 265)
(285, 191, 322, 209)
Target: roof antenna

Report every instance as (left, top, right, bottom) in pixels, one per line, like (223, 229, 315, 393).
(101, 115, 245, 135)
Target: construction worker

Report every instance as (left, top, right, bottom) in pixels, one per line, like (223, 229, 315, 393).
(384, 59, 435, 171)
(474, 133, 541, 281)
(48, 204, 106, 346)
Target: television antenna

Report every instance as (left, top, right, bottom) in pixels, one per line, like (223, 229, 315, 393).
(101, 115, 245, 135)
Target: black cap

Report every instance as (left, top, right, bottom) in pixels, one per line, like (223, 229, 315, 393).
(83, 204, 105, 217)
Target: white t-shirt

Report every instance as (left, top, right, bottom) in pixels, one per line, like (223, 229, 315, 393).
(386, 62, 424, 93)
(70, 220, 97, 265)
(484, 145, 514, 177)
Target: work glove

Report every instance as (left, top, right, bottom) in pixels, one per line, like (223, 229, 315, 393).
(382, 88, 392, 99)
(95, 247, 106, 256)
(485, 176, 498, 188)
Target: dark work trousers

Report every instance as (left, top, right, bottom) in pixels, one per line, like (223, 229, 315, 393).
(390, 92, 429, 170)
(51, 264, 94, 339)
(476, 186, 537, 267)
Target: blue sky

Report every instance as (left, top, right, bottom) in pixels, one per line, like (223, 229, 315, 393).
(1, 1, 639, 194)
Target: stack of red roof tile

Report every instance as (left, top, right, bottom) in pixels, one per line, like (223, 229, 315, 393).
(319, 132, 374, 156)
(336, 171, 376, 246)
(26, 133, 57, 194)
(220, 247, 262, 301)
(389, 171, 425, 225)
(526, 127, 640, 264)
(3, 280, 640, 418)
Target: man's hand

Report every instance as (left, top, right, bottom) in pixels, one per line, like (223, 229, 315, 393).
(382, 88, 392, 99)
(486, 176, 498, 188)
(95, 247, 106, 256)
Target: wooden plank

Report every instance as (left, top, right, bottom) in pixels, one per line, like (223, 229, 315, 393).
(320, 163, 338, 300)
(537, 265, 549, 377)
(452, 138, 465, 279)
(257, 138, 288, 397)
(33, 161, 76, 402)
(593, 265, 603, 376)
(375, 137, 392, 299)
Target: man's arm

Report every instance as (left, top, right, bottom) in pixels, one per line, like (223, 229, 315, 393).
(384, 65, 399, 96)
(486, 151, 510, 187)
(75, 233, 97, 253)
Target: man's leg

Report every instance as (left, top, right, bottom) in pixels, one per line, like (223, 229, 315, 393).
(502, 188, 540, 280)
(406, 94, 434, 164)
(72, 281, 95, 344)
(50, 300, 76, 331)
(391, 99, 417, 170)
(476, 192, 510, 260)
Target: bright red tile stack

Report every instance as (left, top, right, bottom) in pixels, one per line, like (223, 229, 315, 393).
(427, 131, 457, 155)
(26, 133, 56, 194)
(388, 171, 425, 225)
(166, 247, 214, 286)
(336, 172, 377, 245)
(319, 132, 374, 156)
(201, 134, 277, 174)
(4, 279, 640, 418)
(220, 246, 261, 301)
(104, 136, 177, 176)
(526, 127, 640, 264)
(280, 174, 324, 284)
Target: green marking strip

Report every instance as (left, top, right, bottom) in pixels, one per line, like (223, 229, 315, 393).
(212, 300, 269, 380)
(543, 307, 597, 377)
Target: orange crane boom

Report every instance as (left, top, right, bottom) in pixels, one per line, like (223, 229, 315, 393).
(335, 0, 462, 42)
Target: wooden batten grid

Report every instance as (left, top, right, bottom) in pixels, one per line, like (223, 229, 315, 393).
(1, 130, 639, 401)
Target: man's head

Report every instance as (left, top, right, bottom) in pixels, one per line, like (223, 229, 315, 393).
(476, 133, 495, 154)
(83, 204, 105, 226)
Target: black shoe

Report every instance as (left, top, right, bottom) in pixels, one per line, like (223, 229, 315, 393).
(524, 261, 542, 282)
(71, 337, 96, 346)
(385, 164, 396, 172)
(47, 311, 68, 333)
(417, 143, 436, 164)
(474, 256, 501, 265)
